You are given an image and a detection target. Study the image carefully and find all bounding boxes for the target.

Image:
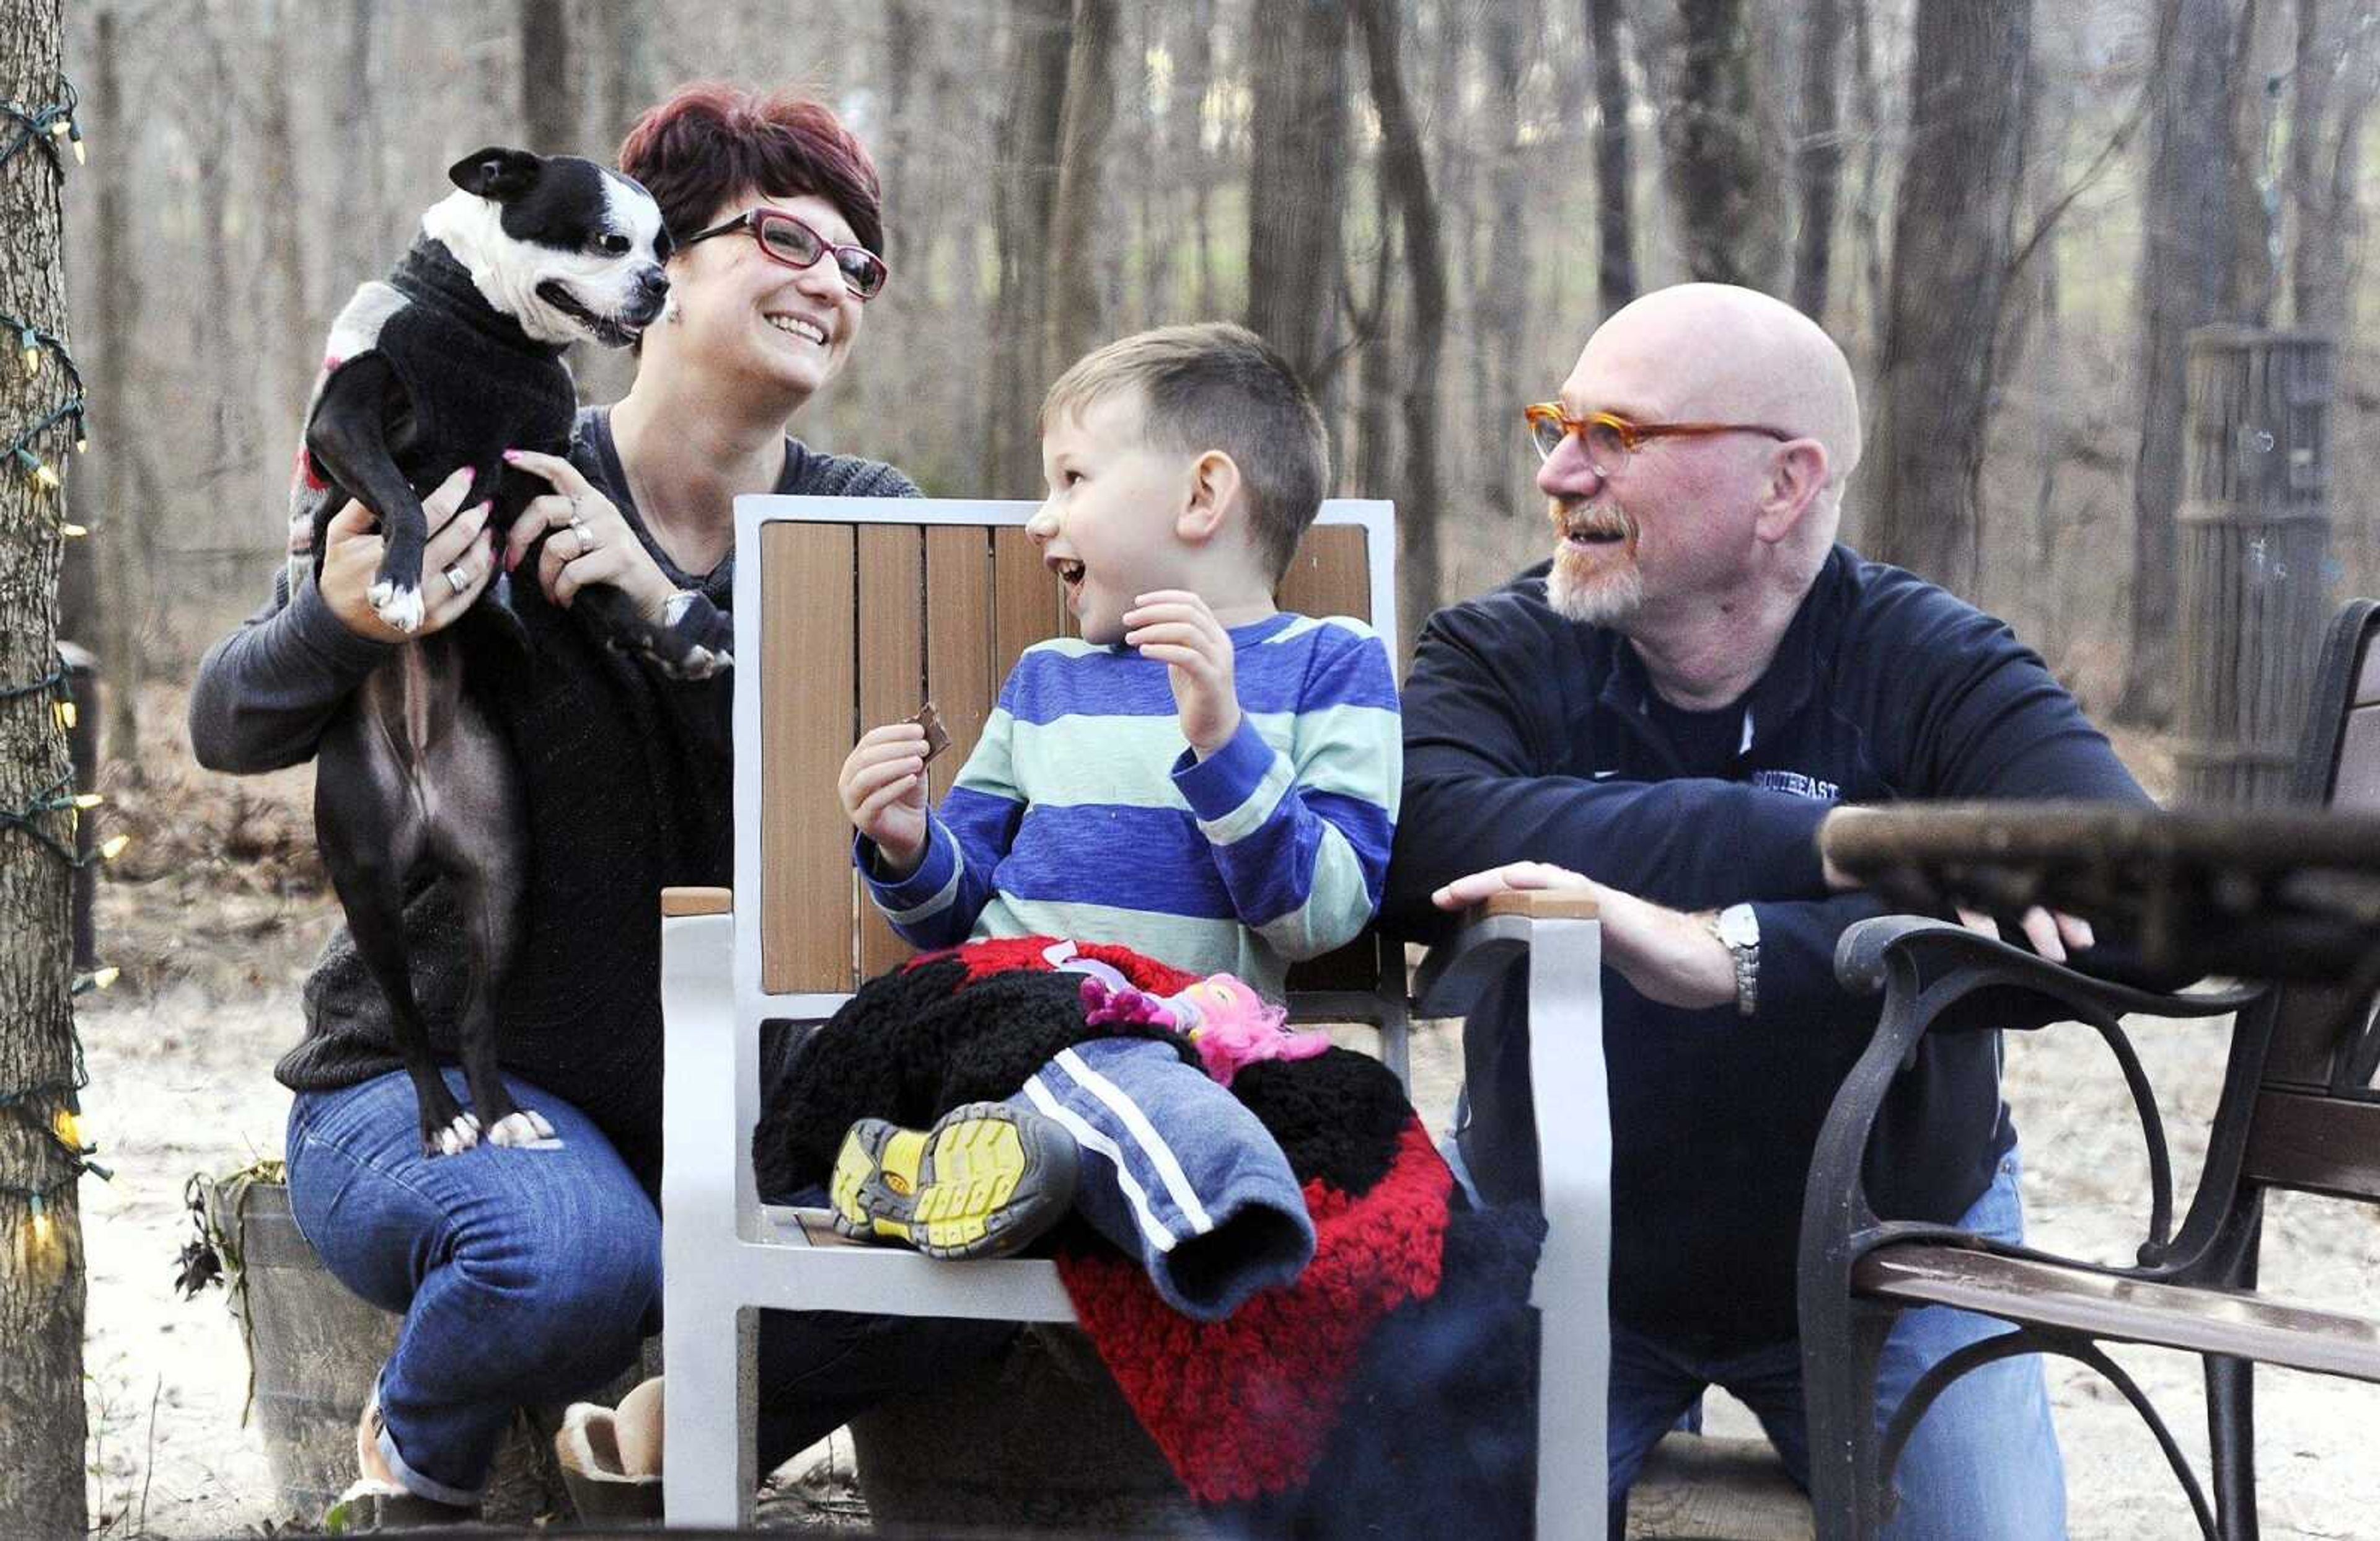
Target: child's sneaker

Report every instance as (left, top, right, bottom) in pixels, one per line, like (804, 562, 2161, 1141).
(829, 1102, 1079, 1259)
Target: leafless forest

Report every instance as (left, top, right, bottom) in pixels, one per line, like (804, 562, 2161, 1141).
(45, 0, 2378, 740)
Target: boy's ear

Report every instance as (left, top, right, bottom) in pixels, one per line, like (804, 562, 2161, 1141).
(1175, 449, 1243, 547)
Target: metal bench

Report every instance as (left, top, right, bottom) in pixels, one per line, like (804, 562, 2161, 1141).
(1800, 598, 2380, 1540)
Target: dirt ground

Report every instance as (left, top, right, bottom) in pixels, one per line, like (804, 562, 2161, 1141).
(66, 701, 2380, 1539)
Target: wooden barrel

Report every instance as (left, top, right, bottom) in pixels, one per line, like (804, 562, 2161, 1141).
(207, 1179, 614, 1524)
(2174, 329, 2335, 806)
(847, 1324, 1207, 1535)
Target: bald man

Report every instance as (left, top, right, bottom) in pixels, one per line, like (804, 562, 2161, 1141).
(1384, 284, 2127, 1537)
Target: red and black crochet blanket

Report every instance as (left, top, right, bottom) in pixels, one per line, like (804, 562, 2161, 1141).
(752, 936, 1545, 1536)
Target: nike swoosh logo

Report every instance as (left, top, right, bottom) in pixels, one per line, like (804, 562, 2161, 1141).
(1592, 769, 1618, 780)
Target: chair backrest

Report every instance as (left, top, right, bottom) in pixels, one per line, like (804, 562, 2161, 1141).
(2241, 598, 2380, 1202)
(729, 496, 1402, 1035)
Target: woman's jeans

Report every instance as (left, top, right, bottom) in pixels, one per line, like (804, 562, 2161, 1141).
(287, 1068, 1008, 1504)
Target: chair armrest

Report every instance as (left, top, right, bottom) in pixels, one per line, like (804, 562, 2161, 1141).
(1835, 914, 2259, 1025)
(1412, 889, 1600, 1019)
(662, 886, 733, 917)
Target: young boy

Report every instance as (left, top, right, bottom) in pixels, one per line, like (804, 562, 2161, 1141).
(832, 322, 1401, 1319)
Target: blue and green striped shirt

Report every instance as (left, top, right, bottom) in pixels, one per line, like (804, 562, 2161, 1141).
(860, 612, 1401, 997)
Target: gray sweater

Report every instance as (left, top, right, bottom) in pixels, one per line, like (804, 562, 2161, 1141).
(191, 407, 917, 1184)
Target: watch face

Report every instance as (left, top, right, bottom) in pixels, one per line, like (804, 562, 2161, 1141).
(1717, 904, 1760, 949)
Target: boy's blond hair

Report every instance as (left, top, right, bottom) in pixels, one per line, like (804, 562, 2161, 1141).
(1041, 322, 1328, 582)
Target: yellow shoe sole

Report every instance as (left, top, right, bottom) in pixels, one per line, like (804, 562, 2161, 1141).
(828, 1102, 1079, 1260)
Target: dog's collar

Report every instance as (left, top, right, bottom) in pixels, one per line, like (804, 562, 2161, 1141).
(390, 237, 568, 360)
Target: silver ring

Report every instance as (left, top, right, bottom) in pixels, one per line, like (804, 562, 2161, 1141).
(445, 563, 471, 595)
(575, 527, 599, 559)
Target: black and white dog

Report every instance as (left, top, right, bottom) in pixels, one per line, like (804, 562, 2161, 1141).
(290, 148, 676, 1158)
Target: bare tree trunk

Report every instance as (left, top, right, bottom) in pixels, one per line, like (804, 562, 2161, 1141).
(1044, 0, 1119, 382)
(984, 0, 1072, 495)
(1351, 0, 1446, 650)
(2228, 0, 2280, 324)
(1857, 0, 2032, 594)
(335, 0, 385, 283)
(2118, 0, 2243, 725)
(1246, 0, 1351, 400)
(590, 0, 654, 152)
(0, 1, 89, 1529)
(1585, 0, 1638, 315)
(1845, 0, 1889, 363)
(1792, 0, 1846, 320)
(519, 0, 578, 151)
(1481, 0, 1533, 522)
(1663, 0, 1785, 291)
(91, 4, 140, 767)
(1183, 0, 1220, 319)
(1351, 164, 1398, 501)
(260, 0, 313, 454)
(2288, 0, 2374, 336)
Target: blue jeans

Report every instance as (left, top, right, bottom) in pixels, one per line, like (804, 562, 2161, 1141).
(288, 1068, 1010, 1503)
(1606, 1148, 2066, 1540)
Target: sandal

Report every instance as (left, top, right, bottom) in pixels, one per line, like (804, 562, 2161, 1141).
(323, 1386, 480, 1530)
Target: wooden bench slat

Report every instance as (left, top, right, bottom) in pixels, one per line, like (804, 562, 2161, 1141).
(923, 526, 997, 803)
(1856, 1246, 2380, 1384)
(2245, 1089, 2380, 1203)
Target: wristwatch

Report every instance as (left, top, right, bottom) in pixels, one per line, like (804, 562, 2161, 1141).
(1704, 903, 1760, 1017)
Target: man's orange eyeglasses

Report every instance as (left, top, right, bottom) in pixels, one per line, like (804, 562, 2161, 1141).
(1523, 404, 1796, 474)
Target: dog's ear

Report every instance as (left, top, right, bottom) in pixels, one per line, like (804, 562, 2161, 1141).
(449, 147, 544, 204)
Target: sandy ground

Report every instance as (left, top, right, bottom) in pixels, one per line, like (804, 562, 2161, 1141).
(66, 707, 2380, 1538)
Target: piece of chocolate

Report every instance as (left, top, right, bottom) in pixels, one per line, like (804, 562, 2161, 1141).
(909, 702, 951, 763)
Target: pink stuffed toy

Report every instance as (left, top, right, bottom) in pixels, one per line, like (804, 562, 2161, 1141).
(1077, 971, 1332, 1086)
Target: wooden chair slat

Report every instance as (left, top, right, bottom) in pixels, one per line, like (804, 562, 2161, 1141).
(2244, 1089, 2380, 1203)
(761, 522, 859, 995)
(858, 525, 927, 978)
(1276, 524, 1370, 626)
(924, 526, 998, 803)
(992, 527, 1059, 676)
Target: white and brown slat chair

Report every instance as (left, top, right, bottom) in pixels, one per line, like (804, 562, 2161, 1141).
(658, 494, 1611, 1535)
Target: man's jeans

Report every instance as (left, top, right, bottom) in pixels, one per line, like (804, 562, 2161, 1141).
(288, 1068, 1007, 1503)
(1607, 1148, 2066, 1540)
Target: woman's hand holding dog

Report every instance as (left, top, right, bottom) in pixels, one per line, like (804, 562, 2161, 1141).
(501, 448, 676, 621)
(839, 723, 932, 879)
(322, 467, 495, 643)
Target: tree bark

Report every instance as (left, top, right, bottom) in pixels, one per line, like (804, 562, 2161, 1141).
(90, 4, 139, 767)
(1791, 0, 1845, 320)
(1182, 0, 1219, 319)
(591, 0, 654, 154)
(2288, 0, 2374, 336)
(983, 0, 1072, 496)
(1480, 0, 1533, 522)
(1846, 0, 1888, 345)
(1662, 0, 1784, 292)
(1856, 0, 2032, 594)
(335, 0, 385, 283)
(2118, 0, 2243, 725)
(0, 0, 89, 1530)
(1585, 0, 1637, 316)
(1246, 0, 1351, 401)
(1351, 0, 1446, 651)
(519, 0, 578, 153)
(1042, 0, 1119, 384)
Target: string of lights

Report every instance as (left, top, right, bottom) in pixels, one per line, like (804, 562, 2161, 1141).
(0, 78, 81, 177)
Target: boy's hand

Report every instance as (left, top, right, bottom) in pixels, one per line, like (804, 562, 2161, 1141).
(839, 723, 932, 878)
(1124, 589, 1241, 757)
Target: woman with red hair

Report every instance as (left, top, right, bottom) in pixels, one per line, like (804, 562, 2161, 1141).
(192, 82, 991, 1526)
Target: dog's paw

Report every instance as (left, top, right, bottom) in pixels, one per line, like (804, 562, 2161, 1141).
(429, 1113, 482, 1158)
(369, 580, 425, 634)
(487, 1109, 564, 1150)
